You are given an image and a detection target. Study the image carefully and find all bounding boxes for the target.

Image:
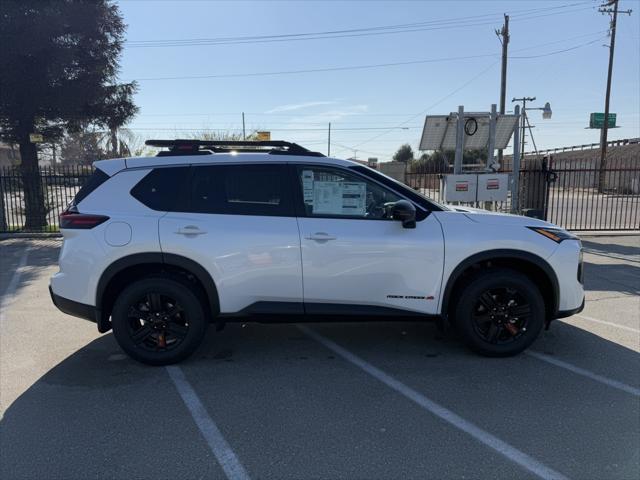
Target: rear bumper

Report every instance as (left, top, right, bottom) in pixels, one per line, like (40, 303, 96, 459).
(49, 286, 96, 324)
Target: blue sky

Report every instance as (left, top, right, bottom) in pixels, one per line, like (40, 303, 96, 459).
(117, 0, 640, 160)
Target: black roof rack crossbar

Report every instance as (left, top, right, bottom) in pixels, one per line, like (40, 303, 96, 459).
(145, 139, 325, 157)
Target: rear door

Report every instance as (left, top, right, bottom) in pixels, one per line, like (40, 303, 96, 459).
(156, 163, 303, 314)
(293, 163, 444, 315)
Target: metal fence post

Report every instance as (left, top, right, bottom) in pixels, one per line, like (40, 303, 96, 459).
(454, 105, 464, 174)
(487, 104, 497, 171)
(0, 167, 6, 232)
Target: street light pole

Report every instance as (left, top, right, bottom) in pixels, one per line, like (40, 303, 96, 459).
(512, 97, 553, 159)
(512, 97, 535, 155)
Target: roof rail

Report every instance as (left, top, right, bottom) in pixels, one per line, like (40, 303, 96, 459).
(145, 139, 325, 157)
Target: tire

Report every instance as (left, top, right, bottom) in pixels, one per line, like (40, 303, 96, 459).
(451, 268, 545, 357)
(111, 276, 208, 365)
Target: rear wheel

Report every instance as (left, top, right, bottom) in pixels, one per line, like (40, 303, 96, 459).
(111, 277, 208, 365)
(452, 269, 545, 357)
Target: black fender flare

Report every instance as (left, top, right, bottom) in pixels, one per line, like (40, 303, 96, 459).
(95, 252, 220, 331)
(440, 249, 560, 319)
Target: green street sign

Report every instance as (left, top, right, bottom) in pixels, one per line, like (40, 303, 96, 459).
(589, 112, 616, 129)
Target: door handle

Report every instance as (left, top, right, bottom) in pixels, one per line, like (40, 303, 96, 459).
(305, 232, 337, 241)
(176, 225, 207, 236)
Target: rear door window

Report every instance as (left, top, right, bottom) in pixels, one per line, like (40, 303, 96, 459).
(130, 166, 190, 211)
(190, 164, 293, 216)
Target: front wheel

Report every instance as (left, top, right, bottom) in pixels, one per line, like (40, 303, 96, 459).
(111, 277, 208, 365)
(452, 269, 545, 357)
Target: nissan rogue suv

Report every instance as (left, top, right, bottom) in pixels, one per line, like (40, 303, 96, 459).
(50, 140, 584, 365)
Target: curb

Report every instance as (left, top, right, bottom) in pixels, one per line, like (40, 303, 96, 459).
(0, 233, 62, 240)
(576, 231, 640, 237)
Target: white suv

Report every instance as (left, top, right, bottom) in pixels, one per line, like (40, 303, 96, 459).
(50, 140, 584, 365)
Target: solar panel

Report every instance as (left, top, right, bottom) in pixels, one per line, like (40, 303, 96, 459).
(419, 113, 519, 151)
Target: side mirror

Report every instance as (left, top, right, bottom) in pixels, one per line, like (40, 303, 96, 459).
(388, 200, 416, 229)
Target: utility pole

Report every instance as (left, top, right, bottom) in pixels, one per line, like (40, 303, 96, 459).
(496, 14, 509, 165)
(328, 122, 331, 156)
(598, 0, 632, 192)
(242, 112, 246, 140)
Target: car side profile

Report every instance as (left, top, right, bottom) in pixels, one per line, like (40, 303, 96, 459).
(50, 140, 585, 365)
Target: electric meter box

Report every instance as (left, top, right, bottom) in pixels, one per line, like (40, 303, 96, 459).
(442, 174, 478, 202)
(477, 173, 509, 202)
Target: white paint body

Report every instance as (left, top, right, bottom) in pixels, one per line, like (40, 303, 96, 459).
(50, 153, 584, 318)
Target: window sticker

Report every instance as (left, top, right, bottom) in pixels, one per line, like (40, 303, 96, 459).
(312, 181, 366, 216)
(301, 170, 314, 204)
(341, 182, 366, 214)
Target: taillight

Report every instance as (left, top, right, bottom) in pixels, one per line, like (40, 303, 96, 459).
(59, 210, 109, 229)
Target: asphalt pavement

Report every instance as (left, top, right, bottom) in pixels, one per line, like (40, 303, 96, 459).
(1, 235, 638, 480)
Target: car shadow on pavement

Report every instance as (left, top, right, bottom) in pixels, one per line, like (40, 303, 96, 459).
(1, 319, 638, 479)
(581, 239, 640, 262)
(583, 260, 640, 295)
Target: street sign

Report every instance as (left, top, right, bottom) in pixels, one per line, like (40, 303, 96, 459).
(256, 131, 271, 141)
(589, 113, 616, 129)
(29, 133, 43, 143)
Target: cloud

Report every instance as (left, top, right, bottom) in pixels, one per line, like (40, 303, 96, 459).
(265, 101, 339, 113)
(287, 104, 369, 124)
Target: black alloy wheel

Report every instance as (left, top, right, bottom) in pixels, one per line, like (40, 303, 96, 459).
(111, 277, 208, 365)
(452, 268, 545, 357)
(472, 287, 531, 345)
(126, 292, 189, 352)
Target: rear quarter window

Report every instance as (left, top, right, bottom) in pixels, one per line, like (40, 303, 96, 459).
(73, 168, 110, 205)
(130, 167, 190, 211)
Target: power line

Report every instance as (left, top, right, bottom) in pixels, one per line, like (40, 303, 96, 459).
(133, 53, 496, 81)
(334, 60, 501, 156)
(509, 37, 605, 59)
(131, 36, 605, 82)
(125, 3, 593, 48)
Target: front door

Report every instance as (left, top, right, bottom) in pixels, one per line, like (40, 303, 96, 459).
(293, 164, 444, 315)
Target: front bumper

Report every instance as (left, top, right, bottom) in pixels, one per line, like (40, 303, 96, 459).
(49, 286, 96, 324)
(556, 296, 585, 319)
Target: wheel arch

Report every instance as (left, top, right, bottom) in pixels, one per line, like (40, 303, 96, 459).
(95, 252, 220, 333)
(440, 249, 559, 322)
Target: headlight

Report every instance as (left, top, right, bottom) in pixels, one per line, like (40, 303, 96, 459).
(527, 226, 579, 243)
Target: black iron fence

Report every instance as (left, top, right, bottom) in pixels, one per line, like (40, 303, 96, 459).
(0, 165, 93, 233)
(405, 154, 639, 231)
(0, 156, 638, 232)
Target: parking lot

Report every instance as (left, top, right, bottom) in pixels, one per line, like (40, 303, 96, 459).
(1, 235, 638, 480)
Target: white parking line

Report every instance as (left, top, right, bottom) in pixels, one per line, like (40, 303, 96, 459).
(300, 326, 569, 480)
(573, 314, 640, 334)
(0, 249, 29, 323)
(166, 365, 251, 480)
(525, 351, 640, 397)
